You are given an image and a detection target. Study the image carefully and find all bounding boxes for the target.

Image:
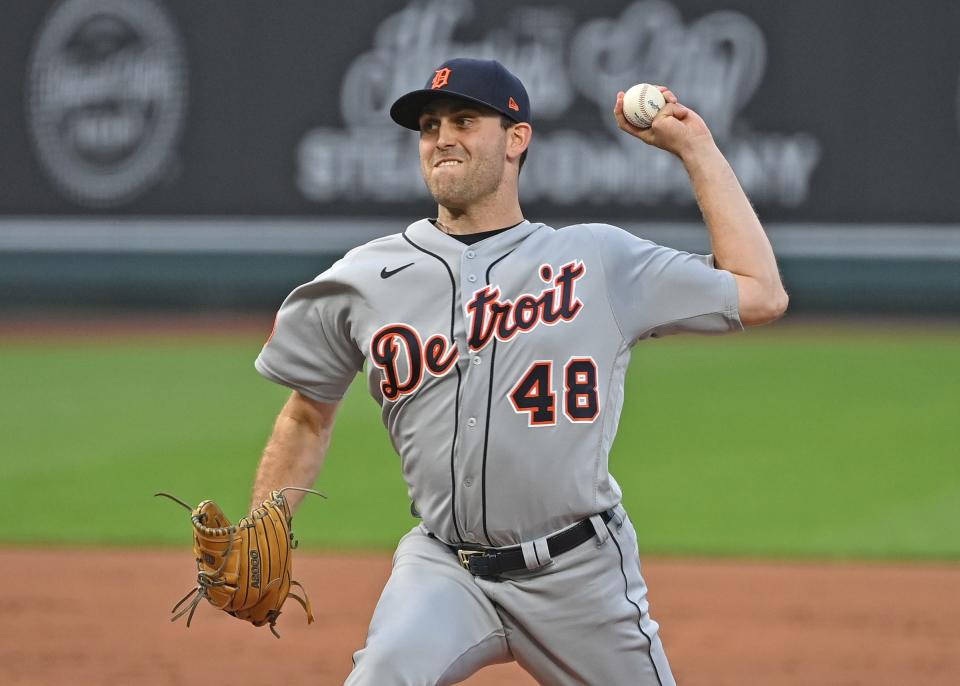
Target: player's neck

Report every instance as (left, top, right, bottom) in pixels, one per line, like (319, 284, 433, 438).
(435, 200, 524, 236)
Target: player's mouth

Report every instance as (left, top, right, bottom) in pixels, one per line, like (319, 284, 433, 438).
(434, 158, 464, 168)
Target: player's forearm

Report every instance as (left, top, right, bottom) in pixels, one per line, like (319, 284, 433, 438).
(681, 140, 788, 321)
(251, 393, 338, 512)
(683, 141, 779, 281)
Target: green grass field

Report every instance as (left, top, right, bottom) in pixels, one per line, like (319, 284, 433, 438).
(1, 320, 958, 559)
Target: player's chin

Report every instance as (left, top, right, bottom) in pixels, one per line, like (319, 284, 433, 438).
(429, 190, 469, 210)
(427, 180, 469, 208)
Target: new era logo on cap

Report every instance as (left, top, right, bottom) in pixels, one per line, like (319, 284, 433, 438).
(389, 57, 531, 130)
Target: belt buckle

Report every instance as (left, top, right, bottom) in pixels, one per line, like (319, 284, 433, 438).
(457, 549, 482, 570)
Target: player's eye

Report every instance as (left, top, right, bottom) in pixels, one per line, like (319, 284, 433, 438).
(419, 119, 439, 133)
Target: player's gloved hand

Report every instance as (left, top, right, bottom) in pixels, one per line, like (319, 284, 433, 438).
(613, 86, 715, 160)
(155, 487, 325, 638)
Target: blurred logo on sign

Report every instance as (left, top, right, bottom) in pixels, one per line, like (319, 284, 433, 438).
(297, 0, 820, 210)
(26, 0, 188, 207)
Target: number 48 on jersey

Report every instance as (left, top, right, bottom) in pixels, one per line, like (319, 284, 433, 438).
(509, 357, 599, 427)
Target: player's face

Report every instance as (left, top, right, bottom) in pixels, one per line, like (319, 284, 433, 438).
(418, 100, 509, 211)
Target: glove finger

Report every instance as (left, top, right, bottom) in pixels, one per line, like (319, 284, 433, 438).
(194, 500, 232, 530)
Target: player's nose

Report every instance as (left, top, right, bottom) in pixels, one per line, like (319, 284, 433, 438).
(436, 119, 458, 148)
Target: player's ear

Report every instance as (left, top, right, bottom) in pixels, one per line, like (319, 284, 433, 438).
(506, 122, 532, 164)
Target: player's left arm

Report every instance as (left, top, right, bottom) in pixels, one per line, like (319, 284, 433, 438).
(250, 391, 339, 513)
(614, 88, 789, 327)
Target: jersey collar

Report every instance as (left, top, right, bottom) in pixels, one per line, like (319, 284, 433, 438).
(403, 218, 541, 260)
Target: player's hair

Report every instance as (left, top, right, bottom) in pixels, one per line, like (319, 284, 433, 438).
(501, 116, 528, 174)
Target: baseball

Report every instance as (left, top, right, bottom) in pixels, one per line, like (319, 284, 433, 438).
(622, 83, 666, 129)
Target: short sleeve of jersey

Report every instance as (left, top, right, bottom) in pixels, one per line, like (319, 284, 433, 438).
(587, 223, 742, 343)
(255, 266, 364, 403)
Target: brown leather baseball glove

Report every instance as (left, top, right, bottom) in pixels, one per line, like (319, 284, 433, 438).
(155, 487, 324, 637)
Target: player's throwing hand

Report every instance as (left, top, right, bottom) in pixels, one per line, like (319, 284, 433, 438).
(614, 86, 713, 159)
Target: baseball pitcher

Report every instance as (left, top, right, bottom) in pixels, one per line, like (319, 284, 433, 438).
(251, 58, 788, 685)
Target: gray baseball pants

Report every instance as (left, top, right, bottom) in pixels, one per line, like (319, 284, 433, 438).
(345, 505, 675, 685)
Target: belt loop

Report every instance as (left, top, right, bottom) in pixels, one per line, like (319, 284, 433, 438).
(521, 536, 553, 571)
(589, 514, 610, 546)
(609, 507, 624, 530)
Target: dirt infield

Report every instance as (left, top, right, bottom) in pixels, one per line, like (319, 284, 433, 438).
(1, 549, 957, 685)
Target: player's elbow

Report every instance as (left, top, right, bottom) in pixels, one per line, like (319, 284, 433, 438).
(750, 286, 789, 326)
(738, 279, 789, 327)
(767, 286, 789, 321)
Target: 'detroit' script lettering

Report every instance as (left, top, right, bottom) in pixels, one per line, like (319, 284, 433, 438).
(370, 261, 585, 400)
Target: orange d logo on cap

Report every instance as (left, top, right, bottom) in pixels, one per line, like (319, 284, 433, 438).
(431, 68, 451, 89)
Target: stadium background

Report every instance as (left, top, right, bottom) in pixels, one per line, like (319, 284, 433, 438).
(0, 1, 958, 684)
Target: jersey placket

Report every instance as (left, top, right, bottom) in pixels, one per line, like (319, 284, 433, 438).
(454, 245, 493, 544)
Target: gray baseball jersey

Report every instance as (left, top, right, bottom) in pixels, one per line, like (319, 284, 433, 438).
(256, 219, 740, 547)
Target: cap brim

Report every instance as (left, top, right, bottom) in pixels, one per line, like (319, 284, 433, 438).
(389, 89, 515, 130)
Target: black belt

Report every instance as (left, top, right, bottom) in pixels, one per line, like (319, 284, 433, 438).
(442, 510, 614, 577)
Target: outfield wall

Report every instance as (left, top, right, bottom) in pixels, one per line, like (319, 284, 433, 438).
(1, 218, 958, 314)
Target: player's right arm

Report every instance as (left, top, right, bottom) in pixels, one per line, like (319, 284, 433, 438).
(676, 134, 788, 326)
(251, 391, 339, 512)
(613, 89, 788, 326)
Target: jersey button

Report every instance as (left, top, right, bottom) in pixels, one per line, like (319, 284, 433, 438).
(463, 477, 473, 487)
(467, 274, 478, 283)
(466, 417, 477, 428)
(465, 250, 476, 259)
(472, 356, 482, 366)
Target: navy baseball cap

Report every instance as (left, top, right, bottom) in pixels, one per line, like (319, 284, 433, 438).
(390, 58, 531, 130)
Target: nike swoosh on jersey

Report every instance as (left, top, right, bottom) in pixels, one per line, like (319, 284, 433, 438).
(380, 263, 415, 279)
